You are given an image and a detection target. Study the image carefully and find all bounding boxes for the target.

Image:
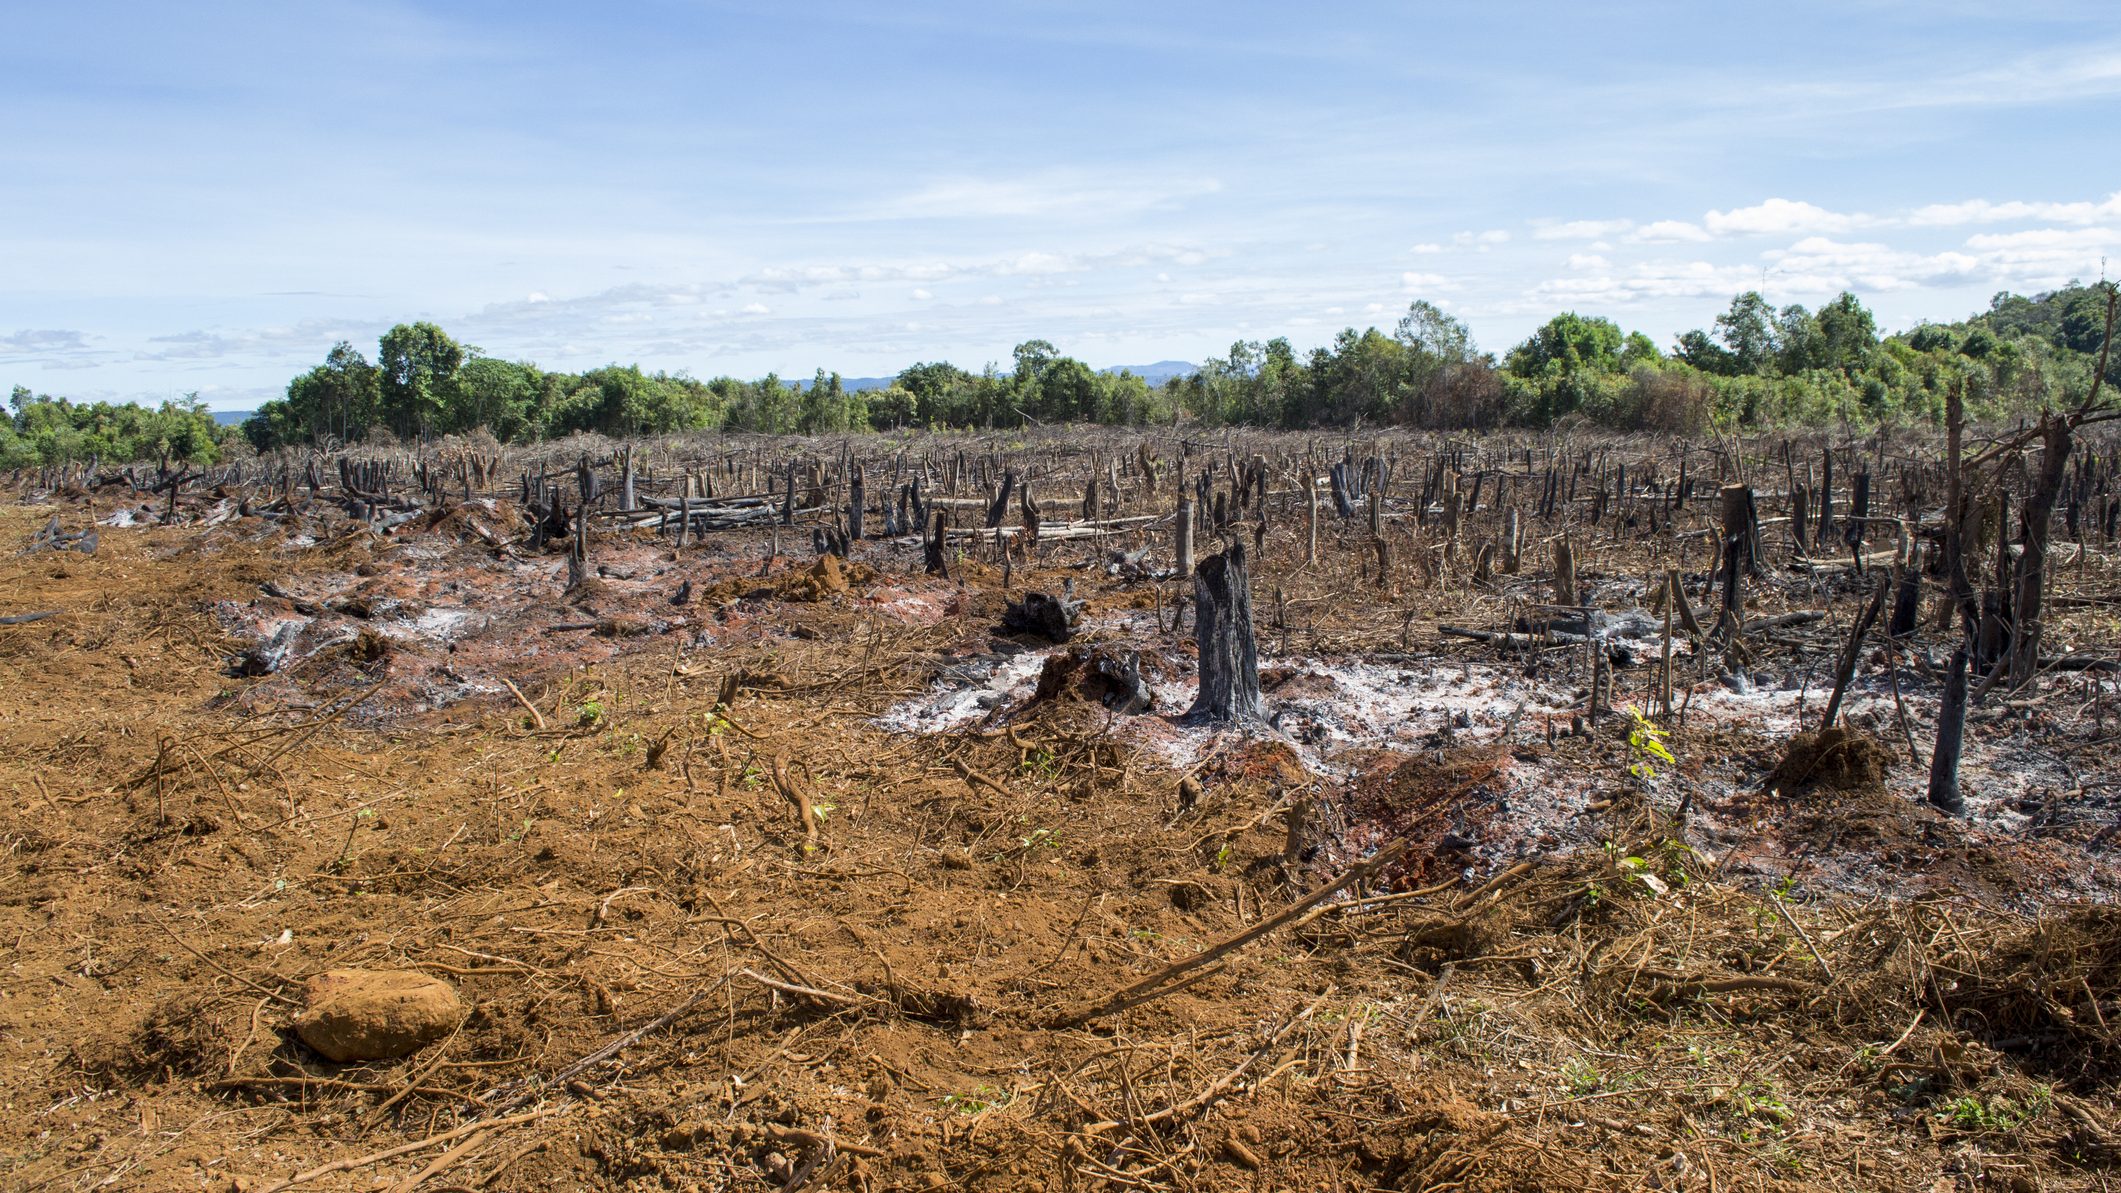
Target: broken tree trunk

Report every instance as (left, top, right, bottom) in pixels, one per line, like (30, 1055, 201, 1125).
(1721, 483, 1760, 578)
(986, 468, 1018, 530)
(2008, 414, 2072, 688)
(1187, 542, 1264, 724)
(1174, 495, 1194, 580)
(925, 509, 950, 577)
(1551, 536, 1577, 609)
(1927, 645, 1969, 815)
(1819, 577, 1888, 732)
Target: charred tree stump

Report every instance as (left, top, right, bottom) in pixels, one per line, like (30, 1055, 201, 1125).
(1927, 646, 1969, 815)
(1551, 536, 1577, 609)
(847, 465, 865, 542)
(1304, 476, 1318, 565)
(1888, 563, 1920, 640)
(1720, 484, 1761, 578)
(1816, 449, 1835, 550)
(1187, 542, 1264, 724)
(986, 468, 1018, 530)
(1174, 495, 1194, 579)
(1002, 588, 1083, 642)
(925, 509, 950, 577)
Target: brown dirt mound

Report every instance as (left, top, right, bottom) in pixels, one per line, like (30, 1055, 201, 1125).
(1768, 725, 1892, 792)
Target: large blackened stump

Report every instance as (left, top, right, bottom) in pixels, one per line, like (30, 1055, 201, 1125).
(1187, 542, 1265, 724)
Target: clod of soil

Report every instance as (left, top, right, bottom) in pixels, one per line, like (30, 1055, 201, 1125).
(1767, 725, 1893, 792)
(790, 552, 849, 599)
(294, 969, 466, 1062)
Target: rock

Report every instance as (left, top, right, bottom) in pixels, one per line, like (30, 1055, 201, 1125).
(294, 969, 465, 1062)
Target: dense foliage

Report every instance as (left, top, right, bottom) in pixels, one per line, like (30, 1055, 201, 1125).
(1, 387, 223, 469)
(9, 284, 2113, 466)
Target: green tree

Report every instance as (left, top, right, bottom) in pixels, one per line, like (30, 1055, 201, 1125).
(1712, 292, 1779, 375)
(377, 322, 466, 440)
(1814, 292, 1879, 371)
(1509, 312, 1624, 377)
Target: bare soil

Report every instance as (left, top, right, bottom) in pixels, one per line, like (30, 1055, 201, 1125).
(3, 430, 2118, 1192)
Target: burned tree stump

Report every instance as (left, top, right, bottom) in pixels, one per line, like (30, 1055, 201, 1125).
(1927, 645, 1970, 815)
(1720, 484, 1761, 578)
(1174, 495, 1194, 579)
(986, 468, 1018, 530)
(1187, 542, 1264, 724)
(925, 509, 950, 577)
(1002, 588, 1082, 642)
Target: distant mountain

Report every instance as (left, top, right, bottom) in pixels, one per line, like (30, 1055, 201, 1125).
(1103, 361, 1198, 386)
(213, 410, 254, 426)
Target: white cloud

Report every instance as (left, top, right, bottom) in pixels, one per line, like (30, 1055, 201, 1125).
(1631, 220, 1712, 244)
(1533, 218, 1634, 241)
(0, 328, 93, 357)
(1908, 191, 2121, 227)
(1401, 271, 1449, 290)
(1703, 197, 1866, 236)
(1450, 230, 1511, 250)
(740, 302, 770, 314)
(1565, 254, 1609, 270)
(831, 172, 1223, 222)
(1409, 242, 1443, 254)
(910, 288, 933, 300)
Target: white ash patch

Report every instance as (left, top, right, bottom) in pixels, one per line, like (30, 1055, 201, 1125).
(390, 605, 480, 641)
(875, 649, 1049, 734)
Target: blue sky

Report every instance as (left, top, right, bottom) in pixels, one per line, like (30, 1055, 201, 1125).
(3, 1, 2118, 410)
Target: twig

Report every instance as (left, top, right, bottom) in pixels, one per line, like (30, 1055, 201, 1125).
(148, 912, 301, 1006)
(1768, 893, 1835, 981)
(1059, 841, 1406, 1025)
(499, 676, 546, 731)
(253, 1106, 568, 1193)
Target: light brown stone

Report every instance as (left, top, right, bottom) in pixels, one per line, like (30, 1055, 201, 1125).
(294, 968, 464, 1062)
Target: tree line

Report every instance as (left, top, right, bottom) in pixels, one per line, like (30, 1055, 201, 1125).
(4, 283, 2114, 468)
(1, 387, 223, 470)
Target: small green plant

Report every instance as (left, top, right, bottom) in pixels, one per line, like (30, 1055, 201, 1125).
(1940, 1089, 2050, 1132)
(1211, 842, 1233, 871)
(576, 699, 605, 727)
(1624, 706, 1674, 781)
(814, 800, 837, 823)
(738, 763, 764, 789)
(1019, 825, 1058, 851)
(1721, 1081, 1795, 1137)
(941, 1085, 1012, 1116)
(1020, 748, 1059, 780)
(1561, 1056, 1603, 1096)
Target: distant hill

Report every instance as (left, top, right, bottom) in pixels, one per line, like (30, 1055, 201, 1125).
(1104, 361, 1198, 386)
(213, 410, 254, 426)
